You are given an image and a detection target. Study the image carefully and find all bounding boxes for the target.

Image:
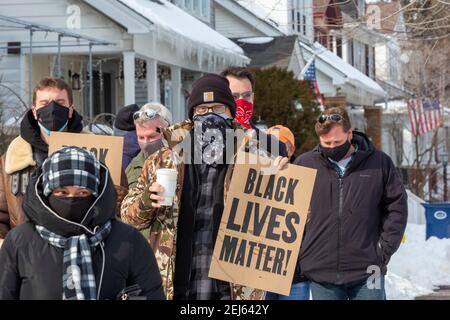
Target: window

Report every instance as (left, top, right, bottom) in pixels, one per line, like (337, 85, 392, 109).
(348, 39, 354, 66)
(365, 44, 370, 76)
(358, 0, 365, 18)
(371, 47, 376, 79)
(193, 0, 199, 14)
(291, 9, 295, 31)
(178, 0, 210, 21)
(336, 37, 342, 58)
(201, 0, 208, 17)
(302, 15, 306, 36)
(297, 11, 301, 32)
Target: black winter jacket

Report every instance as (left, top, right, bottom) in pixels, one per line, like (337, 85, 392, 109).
(0, 163, 165, 300)
(294, 131, 407, 285)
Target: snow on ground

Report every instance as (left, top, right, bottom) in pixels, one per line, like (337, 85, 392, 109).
(386, 223, 450, 299)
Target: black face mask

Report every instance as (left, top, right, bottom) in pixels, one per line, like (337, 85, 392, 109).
(36, 101, 70, 135)
(193, 113, 233, 165)
(48, 194, 96, 224)
(320, 140, 351, 162)
(139, 139, 164, 158)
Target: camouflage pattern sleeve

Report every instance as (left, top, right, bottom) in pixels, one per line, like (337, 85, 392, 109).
(120, 152, 161, 230)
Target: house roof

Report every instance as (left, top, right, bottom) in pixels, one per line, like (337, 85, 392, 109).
(301, 41, 386, 97)
(234, 33, 386, 100)
(233, 35, 298, 69)
(85, 0, 249, 65)
(120, 0, 246, 56)
(233, 0, 284, 34)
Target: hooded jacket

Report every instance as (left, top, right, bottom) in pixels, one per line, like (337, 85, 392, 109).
(0, 162, 165, 300)
(0, 110, 83, 239)
(294, 131, 408, 285)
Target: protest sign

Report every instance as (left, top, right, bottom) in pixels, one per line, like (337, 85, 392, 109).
(48, 132, 124, 184)
(209, 153, 316, 295)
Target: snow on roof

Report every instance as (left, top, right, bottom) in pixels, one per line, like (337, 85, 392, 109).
(303, 41, 386, 97)
(235, 0, 283, 32)
(237, 36, 274, 44)
(119, 0, 248, 65)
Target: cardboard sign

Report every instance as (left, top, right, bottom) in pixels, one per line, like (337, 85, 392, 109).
(209, 153, 317, 295)
(48, 132, 124, 184)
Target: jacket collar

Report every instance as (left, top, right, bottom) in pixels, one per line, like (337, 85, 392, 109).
(4, 136, 36, 174)
(23, 163, 117, 237)
(20, 109, 84, 154)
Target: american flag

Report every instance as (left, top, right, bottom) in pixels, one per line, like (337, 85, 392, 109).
(302, 60, 325, 109)
(407, 97, 443, 136)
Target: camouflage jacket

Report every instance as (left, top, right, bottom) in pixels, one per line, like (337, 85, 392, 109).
(120, 119, 267, 300)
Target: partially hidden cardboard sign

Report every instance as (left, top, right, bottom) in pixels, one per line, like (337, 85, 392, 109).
(48, 132, 124, 185)
(209, 152, 317, 295)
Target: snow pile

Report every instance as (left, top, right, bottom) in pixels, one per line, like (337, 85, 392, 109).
(386, 223, 450, 299)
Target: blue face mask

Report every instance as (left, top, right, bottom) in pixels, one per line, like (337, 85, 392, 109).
(36, 101, 69, 136)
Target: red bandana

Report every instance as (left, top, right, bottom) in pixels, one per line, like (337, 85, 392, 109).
(235, 99, 254, 129)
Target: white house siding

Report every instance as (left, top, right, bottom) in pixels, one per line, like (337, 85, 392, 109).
(0, 0, 130, 51)
(0, 0, 130, 107)
(0, 54, 23, 98)
(286, 0, 314, 43)
(214, 4, 265, 38)
(375, 45, 388, 81)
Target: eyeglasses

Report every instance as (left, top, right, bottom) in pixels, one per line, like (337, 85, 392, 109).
(232, 91, 253, 101)
(194, 104, 227, 115)
(133, 109, 158, 121)
(317, 114, 344, 124)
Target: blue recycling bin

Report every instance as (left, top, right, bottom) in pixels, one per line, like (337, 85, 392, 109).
(422, 203, 450, 240)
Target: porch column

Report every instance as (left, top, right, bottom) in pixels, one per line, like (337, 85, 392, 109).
(171, 66, 182, 122)
(146, 58, 158, 102)
(364, 107, 382, 149)
(123, 51, 135, 105)
(341, 34, 348, 64)
(332, 35, 337, 56)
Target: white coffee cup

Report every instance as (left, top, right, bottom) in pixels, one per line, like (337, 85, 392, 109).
(156, 168, 178, 206)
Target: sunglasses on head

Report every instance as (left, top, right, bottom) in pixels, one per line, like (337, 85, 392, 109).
(317, 114, 344, 124)
(133, 109, 158, 121)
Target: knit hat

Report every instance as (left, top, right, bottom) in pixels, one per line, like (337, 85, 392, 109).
(187, 73, 236, 119)
(42, 146, 101, 197)
(114, 104, 140, 131)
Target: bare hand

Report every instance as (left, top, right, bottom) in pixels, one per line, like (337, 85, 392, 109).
(149, 182, 165, 208)
(273, 156, 289, 171)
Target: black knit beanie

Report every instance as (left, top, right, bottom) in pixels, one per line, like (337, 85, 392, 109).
(114, 104, 140, 131)
(187, 74, 236, 119)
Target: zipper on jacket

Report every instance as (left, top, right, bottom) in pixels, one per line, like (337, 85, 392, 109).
(336, 177, 344, 283)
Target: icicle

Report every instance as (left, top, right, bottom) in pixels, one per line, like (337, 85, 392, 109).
(197, 47, 203, 70)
